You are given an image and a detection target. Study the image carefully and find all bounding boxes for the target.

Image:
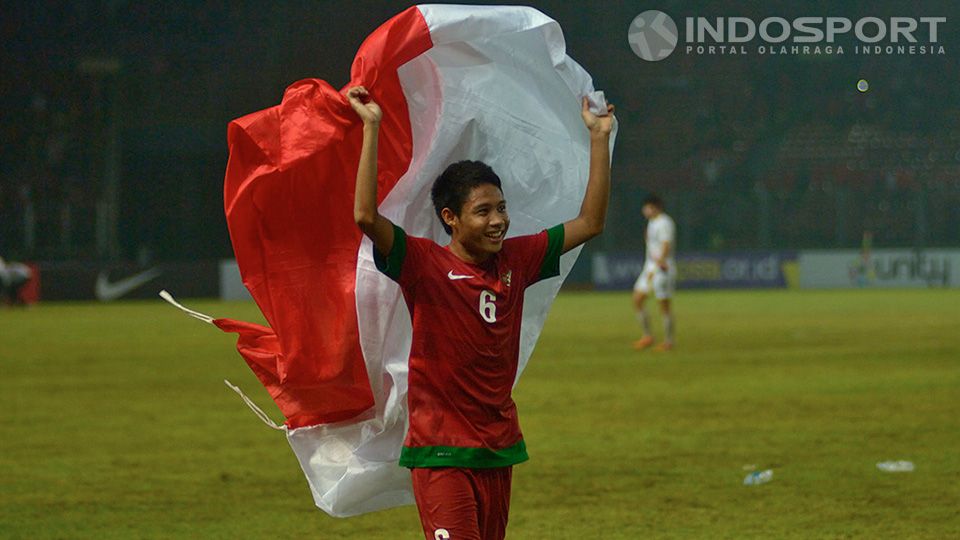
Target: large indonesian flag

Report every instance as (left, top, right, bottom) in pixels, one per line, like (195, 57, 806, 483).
(214, 4, 615, 517)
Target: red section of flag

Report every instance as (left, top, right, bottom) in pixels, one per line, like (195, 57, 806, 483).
(219, 7, 433, 428)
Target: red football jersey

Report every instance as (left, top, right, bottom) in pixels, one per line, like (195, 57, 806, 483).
(375, 224, 564, 468)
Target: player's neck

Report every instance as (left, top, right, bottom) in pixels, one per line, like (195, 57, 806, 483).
(447, 239, 492, 265)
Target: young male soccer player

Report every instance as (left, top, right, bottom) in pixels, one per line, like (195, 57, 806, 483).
(632, 194, 676, 352)
(348, 85, 614, 540)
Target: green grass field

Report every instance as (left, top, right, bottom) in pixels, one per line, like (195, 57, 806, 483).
(2, 289, 958, 539)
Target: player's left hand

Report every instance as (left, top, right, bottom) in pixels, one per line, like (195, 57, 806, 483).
(581, 97, 615, 136)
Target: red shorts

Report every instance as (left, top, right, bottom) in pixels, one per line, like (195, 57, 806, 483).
(411, 466, 513, 540)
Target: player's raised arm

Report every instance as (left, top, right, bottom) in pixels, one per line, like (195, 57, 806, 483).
(348, 86, 395, 257)
(561, 97, 615, 253)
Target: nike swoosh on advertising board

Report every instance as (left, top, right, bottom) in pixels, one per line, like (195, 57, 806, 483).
(95, 267, 163, 301)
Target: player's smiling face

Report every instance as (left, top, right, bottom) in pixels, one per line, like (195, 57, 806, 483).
(445, 183, 510, 260)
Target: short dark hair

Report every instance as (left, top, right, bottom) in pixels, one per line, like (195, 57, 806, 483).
(642, 194, 664, 209)
(431, 160, 502, 234)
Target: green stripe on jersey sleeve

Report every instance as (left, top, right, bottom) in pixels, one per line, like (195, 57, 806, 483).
(537, 224, 565, 282)
(372, 223, 407, 281)
(399, 439, 529, 469)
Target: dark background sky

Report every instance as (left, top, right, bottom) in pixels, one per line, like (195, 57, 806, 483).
(2, 1, 958, 261)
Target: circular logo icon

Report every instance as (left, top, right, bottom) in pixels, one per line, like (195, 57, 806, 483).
(628, 10, 678, 61)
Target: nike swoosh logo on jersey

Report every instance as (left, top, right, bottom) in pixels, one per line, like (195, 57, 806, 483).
(447, 271, 474, 280)
(95, 267, 163, 301)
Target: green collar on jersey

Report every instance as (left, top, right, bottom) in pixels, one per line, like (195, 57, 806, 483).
(374, 223, 564, 284)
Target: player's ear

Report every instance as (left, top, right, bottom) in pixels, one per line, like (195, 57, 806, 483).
(440, 207, 458, 231)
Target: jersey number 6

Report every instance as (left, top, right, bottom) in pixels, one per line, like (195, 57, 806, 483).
(479, 290, 497, 323)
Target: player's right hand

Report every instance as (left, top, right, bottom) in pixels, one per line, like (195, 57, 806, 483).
(347, 86, 382, 125)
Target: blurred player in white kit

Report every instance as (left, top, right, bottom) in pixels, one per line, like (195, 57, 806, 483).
(632, 195, 675, 351)
(0, 257, 34, 306)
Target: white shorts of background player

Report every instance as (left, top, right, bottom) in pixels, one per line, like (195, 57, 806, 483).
(633, 262, 676, 300)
